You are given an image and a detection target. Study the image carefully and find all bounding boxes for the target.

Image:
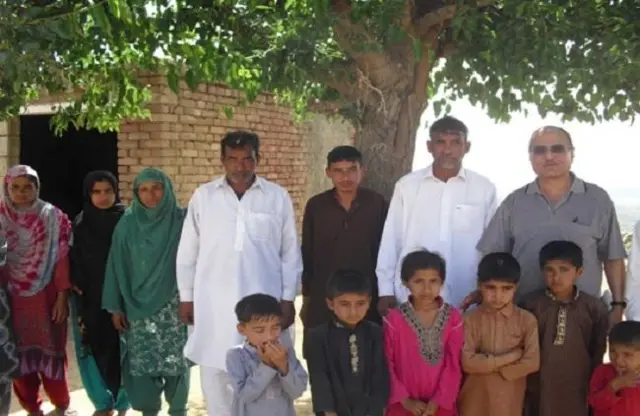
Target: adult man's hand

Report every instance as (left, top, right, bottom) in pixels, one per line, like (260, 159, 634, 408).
(377, 296, 397, 317)
(281, 300, 295, 329)
(460, 289, 482, 311)
(179, 301, 194, 325)
(609, 305, 624, 329)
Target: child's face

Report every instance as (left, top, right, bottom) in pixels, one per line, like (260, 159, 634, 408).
(479, 279, 517, 311)
(543, 259, 582, 298)
(610, 343, 640, 375)
(403, 268, 443, 303)
(327, 292, 371, 327)
(238, 315, 282, 348)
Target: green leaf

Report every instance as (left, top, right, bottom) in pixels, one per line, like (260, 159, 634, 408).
(167, 68, 180, 94)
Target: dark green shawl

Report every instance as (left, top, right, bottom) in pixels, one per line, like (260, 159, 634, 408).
(102, 168, 185, 320)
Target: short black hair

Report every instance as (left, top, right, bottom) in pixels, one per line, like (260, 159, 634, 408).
(221, 130, 260, 157)
(429, 116, 468, 140)
(234, 293, 282, 323)
(609, 321, 640, 349)
(326, 146, 363, 167)
(478, 252, 521, 284)
(325, 269, 371, 299)
(539, 240, 583, 269)
(400, 250, 446, 283)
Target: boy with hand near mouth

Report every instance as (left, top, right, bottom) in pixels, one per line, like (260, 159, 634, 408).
(521, 240, 609, 416)
(589, 321, 640, 415)
(226, 293, 308, 416)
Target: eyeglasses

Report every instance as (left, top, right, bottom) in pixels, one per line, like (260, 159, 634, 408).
(530, 144, 572, 155)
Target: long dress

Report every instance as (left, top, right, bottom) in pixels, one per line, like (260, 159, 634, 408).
(0, 164, 72, 412)
(69, 170, 129, 411)
(384, 300, 464, 416)
(0, 282, 19, 415)
(103, 168, 191, 416)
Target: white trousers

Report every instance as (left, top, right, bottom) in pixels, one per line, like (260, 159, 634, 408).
(200, 366, 234, 416)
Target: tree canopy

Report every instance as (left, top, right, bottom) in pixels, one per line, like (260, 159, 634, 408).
(1, 0, 638, 195)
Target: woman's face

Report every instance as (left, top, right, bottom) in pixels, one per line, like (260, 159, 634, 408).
(90, 180, 116, 210)
(8, 176, 37, 208)
(137, 180, 164, 209)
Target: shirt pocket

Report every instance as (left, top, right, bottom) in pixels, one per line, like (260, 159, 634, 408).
(246, 212, 276, 241)
(452, 204, 484, 233)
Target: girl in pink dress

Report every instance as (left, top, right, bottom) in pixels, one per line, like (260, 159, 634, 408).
(384, 250, 464, 416)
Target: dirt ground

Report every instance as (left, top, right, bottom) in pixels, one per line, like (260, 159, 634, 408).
(9, 297, 314, 416)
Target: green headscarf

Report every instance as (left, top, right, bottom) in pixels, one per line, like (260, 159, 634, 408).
(102, 168, 186, 320)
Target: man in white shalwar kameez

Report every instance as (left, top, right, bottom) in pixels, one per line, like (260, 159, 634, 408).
(176, 131, 302, 416)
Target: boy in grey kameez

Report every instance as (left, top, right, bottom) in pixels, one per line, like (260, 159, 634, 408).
(226, 293, 308, 416)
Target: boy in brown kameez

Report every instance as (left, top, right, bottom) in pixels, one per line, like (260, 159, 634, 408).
(459, 252, 540, 416)
(521, 240, 609, 416)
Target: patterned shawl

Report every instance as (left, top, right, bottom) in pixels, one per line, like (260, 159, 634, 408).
(0, 165, 71, 296)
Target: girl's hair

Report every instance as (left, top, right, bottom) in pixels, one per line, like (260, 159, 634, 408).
(400, 249, 446, 283)
(477, 252, 521, 284)
(609, 321, 640, 349)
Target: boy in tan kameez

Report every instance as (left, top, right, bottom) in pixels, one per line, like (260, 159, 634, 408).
(458, 252, 540, 416)
(521, 240, 609, 416)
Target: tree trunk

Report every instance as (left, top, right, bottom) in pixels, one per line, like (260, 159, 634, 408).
(355, 94, 428, 200)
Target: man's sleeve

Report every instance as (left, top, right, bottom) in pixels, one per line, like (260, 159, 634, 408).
(597, 193, 627, 261)
(176, 190, 200, 302)
(301, 200, 314, 297)
(376, 183, 404, 298)
(280, 190, 302, 302)
(476, 195, 514, 254)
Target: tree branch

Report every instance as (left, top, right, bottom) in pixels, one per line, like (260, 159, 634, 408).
(414, 1, 497, 39)
(330, 0, 397, 90)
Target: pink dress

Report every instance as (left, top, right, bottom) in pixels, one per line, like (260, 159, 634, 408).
(384, 300, 464, 416)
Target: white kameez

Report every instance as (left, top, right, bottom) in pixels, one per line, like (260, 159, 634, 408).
(176, 176, 302, 371)
(376, 166, 497, 307)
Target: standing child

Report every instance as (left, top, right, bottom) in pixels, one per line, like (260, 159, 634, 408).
(459, 252, 540, 416)
(589, 321, 640, 415)
(521, 240, 609, 416)
(306, 269, 390, 416)
(384, 250, 464, 416)
(226, 293, 308, 416)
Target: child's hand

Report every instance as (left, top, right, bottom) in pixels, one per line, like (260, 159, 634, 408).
(265, 342, 289, 375)
(610, 371, 640, 392)
(424, 401, 438, 415)
(257, 344, 274, 367)
(401, 399, 428, 415)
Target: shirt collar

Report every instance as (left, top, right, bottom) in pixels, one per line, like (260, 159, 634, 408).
(214, 175, 265, 193)
(424, 165, 466, 182)
(480, 302, 515, 318)
(526, 172, 585, 195)
(546, 286, 580, 303)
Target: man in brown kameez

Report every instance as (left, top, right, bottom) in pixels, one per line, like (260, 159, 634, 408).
(300, 146, 388, 358)
(521, 240, 609, 416)
(459, 252, 540, 416)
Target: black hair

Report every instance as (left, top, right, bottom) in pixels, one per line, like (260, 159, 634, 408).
(528, 126, 574, 152)
(234, 293, 282, 323)
(429, 116, 468, 140)
(221, 130, 260, 157)
(539, 240, 583, 269)
(609, 321, 640, 348)
(325, 269, 371, 300)
(477, 252, 521, 284)
(400, 249, 446, 283)
(326, 146, 363, 167)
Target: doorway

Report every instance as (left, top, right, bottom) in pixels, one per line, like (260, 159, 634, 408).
(19, 115, 119, 220)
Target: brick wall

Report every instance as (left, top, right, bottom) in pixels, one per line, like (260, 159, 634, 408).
(4, 75, 353, 221)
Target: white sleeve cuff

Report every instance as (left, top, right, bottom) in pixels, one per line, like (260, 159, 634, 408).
(179, 289, 194, 302)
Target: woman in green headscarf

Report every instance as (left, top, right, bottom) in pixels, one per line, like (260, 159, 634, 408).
(102, 168, 190, 416)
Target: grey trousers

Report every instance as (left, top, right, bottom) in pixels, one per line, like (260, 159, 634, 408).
(0, 379, 11, 416)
